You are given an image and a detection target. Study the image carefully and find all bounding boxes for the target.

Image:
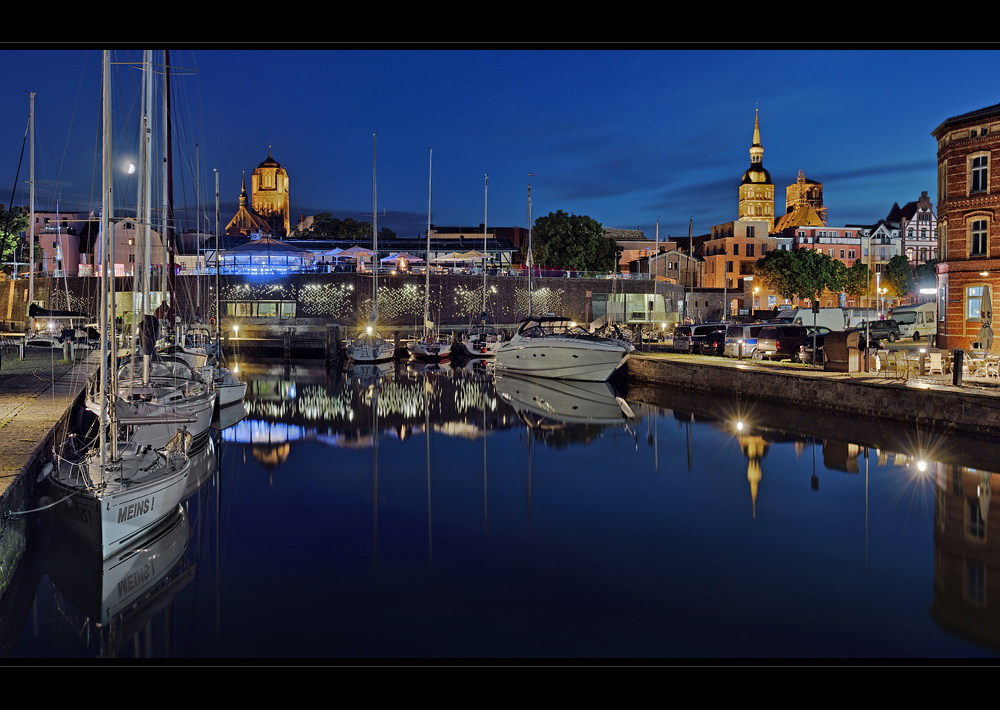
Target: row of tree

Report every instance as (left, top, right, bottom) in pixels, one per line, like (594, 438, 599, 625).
(753, 247, 929, 306)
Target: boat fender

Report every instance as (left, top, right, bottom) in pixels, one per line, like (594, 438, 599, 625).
(37, 461, 53, 483)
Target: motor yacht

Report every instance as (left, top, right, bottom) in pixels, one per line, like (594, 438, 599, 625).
(493, 315, 633, 382)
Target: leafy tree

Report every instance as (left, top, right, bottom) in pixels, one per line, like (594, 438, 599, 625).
(0, 205, 29, 276)
(754, 247, 845, 304)
(843, 259, 871, 301)
(531, 210, 618, 271)
(882, 254, 915, 298)
(753, 249, 801, 301)
(913, 258, 938, 291)
(293, 213, 394, 242)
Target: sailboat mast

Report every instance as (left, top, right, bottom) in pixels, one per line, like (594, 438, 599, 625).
(214, 168, 220, 349)
(483, 173, 488, 314)
(527, 173, 532, 317)
(425, 147, 432, 332)
(372, 132, 378, 321)
(28, 92, 34, 311)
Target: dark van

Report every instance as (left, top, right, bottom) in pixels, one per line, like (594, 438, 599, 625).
(673, 323, 724, 354)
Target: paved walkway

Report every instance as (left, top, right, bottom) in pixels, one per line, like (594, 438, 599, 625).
(634, 342, 1000, 398)
(0, 346, 99, 499)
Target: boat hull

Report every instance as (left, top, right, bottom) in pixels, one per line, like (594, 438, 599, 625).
(494, 339, 630, 381)
(407, 340, 452, 360)
(47, 449, 192, 560)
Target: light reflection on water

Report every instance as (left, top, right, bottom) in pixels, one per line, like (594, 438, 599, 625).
(6, 358, 1000, 659)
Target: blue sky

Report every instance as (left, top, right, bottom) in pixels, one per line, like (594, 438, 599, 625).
(0, 48, 995, 243)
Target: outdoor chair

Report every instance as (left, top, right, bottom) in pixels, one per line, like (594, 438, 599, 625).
(927, 352, 944, 375)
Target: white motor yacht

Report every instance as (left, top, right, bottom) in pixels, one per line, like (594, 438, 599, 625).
(494, 315, 634, 382)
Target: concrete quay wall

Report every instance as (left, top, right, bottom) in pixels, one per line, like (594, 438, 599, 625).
(626, 354, 1000, 438)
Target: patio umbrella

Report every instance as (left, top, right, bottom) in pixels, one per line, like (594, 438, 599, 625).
(320, 247, 345, 260)
(431, 251, 470, 263)
(339, 245, 374, 261)
(380, 252, 424, 263)
(978, 284, 994, 351)
(459, 249, 488, 260)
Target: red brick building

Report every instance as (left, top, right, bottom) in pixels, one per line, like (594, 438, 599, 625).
(933, 103, 1000, 351)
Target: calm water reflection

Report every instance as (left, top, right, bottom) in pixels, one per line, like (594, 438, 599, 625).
(5, 358, 1000, 659)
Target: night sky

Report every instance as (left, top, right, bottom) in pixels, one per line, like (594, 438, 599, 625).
(1, 48, 995, 243)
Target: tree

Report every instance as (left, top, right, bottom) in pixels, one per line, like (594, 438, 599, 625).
(843, 259, 871, 301)
(883, 254, 915, 298)
(531, 210, 618, 271)
(913, 258, 938, 292)
(0, 205, 29, 276)
(753, 248, 846, 304)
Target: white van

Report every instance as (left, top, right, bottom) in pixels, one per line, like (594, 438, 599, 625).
(889, 302, 937, 341)
(773, 307, 846, 332)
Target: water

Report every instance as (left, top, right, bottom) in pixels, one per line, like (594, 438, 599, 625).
(3, 358, 999, 659)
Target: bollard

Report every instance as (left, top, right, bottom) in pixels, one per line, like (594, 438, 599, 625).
(953, 349, 964, 387)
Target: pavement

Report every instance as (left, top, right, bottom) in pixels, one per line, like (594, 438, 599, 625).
(0, 344, 99, 500)
(633, 339, 1000, 397)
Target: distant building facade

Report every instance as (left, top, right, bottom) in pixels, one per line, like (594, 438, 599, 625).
(227, 149, 290, 237)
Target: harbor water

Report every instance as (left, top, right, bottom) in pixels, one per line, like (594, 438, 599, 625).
(3, 358, 999, 659)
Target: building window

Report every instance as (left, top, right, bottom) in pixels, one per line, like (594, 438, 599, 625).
(747, 226, 755, 239)
(840, 249, 845, 259)
(972, 154, 989, 193)
(968, 498, 987, 541)
(967, 285, 985, 320)
(966, 561, 986, 606)
(849, 249, 856, 259)
(971, 219, 989, 257)
(746, 243, 755, 257)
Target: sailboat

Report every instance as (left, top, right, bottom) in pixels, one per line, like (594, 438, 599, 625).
(408, 148, 451, 362)
(41, 50, 192, 560)
(347, 133, 394, 364)
(461, 173, 505, 357)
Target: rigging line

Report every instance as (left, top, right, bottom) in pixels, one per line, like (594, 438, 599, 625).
(3, 114, 29, 256)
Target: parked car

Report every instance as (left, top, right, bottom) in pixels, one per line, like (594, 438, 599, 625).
(699, 329, 728, 356)
(752, 324, 810, 361)
(672, 323, 724, 354)
(853, 320, 901, 342)
(723, 323, 767, 358)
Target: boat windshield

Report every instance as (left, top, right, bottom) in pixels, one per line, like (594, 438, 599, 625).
(519, 319, 591, 338)
(118, 357, 197, 381)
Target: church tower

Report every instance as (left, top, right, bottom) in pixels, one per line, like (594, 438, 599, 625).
(738, 109, 775, 230)
(250, 148, 290, 236)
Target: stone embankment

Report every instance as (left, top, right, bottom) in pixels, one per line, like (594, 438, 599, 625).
(625, 352, 1000, 438)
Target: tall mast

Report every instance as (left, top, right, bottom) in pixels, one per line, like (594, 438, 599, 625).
(424, 147, 432, 333)
(371, 132, 378, 323)
(527, 173, 533, 317)
(482, 173, 488, 315)
(28, 91, 34, 311)
(214, 168, 220, 350)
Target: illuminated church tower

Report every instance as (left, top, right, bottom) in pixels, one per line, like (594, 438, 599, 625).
(250, 148, 290, 236)
(738, 109, 775, 230)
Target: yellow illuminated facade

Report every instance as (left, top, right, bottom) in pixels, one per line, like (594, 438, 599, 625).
(738, 109, 775, 230)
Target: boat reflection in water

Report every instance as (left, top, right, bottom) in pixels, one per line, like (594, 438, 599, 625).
(10, 358, 1000, 658)
(17, 436, 220, 658)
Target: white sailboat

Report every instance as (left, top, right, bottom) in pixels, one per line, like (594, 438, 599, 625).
(461, 173, 505, 357)
(42, 50, 192, 560)
(408, 148, 451, 362)
(347, 132, 394, 364)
